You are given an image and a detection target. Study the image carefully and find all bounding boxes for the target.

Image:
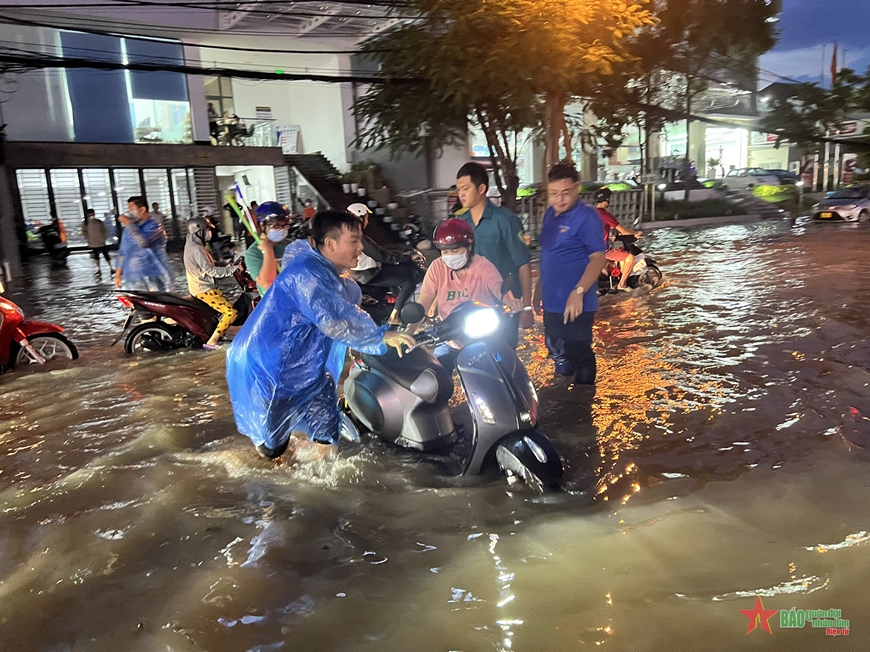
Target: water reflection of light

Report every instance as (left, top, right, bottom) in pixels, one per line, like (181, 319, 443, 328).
(520, 316, 732, 503)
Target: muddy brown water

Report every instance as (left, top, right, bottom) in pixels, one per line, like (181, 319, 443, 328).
(2, 219, 870, 651)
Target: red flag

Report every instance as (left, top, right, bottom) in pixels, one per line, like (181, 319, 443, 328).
(831, 42, 838, 86)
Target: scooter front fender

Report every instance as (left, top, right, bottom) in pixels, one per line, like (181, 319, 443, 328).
(456, 339, 537, 475)
(18, 320, 64, 337)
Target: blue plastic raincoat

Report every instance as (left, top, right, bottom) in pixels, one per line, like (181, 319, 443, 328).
(117, 216, 176, 291)
(226, 243, 388, 448)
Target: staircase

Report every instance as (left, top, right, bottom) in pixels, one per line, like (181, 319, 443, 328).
(284, 153, 349, 212)
(284, 153, 401, 246)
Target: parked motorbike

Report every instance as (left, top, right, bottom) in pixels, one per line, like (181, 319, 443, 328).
(398, 214, 432, 250)
(343, 301, 565, 489)
(0, 284, 78, 373)
(598, 234, 663, 294)
(38, 222, 69, 267)
(358, 248, 427, 324)
(114, 260, 259, 354)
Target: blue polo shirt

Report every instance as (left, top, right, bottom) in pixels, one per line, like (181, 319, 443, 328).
(539, 200, 606, 314)
(461, 200, 532, 298)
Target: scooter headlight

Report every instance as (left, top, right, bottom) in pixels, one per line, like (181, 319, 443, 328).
(463, 307, 500, 339)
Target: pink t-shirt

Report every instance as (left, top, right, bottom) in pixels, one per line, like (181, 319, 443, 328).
(421, 255, 505, 318)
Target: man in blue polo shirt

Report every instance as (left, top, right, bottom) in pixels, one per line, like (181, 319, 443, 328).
(456, 162, 533, 347)
(533, 162, 606, 387)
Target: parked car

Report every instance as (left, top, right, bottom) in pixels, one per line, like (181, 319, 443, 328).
(767, 169, 802, 186)
(812, 186, 870, 222)
(721, 167, 780, 191)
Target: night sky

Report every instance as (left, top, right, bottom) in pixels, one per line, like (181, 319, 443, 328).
(760, 0, 870, 85)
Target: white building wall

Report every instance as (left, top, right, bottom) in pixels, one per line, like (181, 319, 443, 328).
(200, 45, 353, 171)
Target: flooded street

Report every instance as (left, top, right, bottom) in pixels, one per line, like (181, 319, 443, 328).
(3, 218, 870, 651)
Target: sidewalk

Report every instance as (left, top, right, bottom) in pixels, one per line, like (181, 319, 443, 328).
(640, 213, 785, 230)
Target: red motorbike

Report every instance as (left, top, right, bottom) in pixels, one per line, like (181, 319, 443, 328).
(0, 287, 78, 373)
(114, 261, 260, 355)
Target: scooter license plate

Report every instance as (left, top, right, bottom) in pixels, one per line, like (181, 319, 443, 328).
(820, 212, 833, 219)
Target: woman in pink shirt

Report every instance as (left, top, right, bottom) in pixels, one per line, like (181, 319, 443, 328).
(414, 219, 522, 368)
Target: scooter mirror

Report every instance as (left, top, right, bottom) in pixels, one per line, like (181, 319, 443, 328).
(400, 301, 426, 325)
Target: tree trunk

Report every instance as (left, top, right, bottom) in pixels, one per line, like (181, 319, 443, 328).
(543, 92, 567, 172)
(475, 106, 518, 211)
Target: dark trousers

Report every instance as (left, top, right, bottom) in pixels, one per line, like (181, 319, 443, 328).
(90, 246, 112, 264)
(543, 310, 596, 385)
(364, 262, 417, 314)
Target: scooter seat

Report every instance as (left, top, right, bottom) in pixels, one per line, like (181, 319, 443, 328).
(360, 346, 453, 404)
(123, 291, 213, 313)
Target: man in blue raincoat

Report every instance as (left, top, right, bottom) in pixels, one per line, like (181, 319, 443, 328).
(226, 210, 415, 460)
(114, 196, 176, 291)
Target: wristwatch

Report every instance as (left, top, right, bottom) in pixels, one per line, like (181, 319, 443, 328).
(574, 285, 585, 296)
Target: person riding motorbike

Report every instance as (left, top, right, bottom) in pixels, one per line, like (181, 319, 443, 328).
(183, 216, 240, 350)
(39, 213, 69, 267)
(411, 218, 522, 370)
(245, 202, 292, 296)
(226, 210, 415, 461)
(347, 202, 419, 325)
(595, 188, 643, 291)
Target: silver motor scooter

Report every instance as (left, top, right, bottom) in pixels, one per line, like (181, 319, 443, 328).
(343, 302, 564, 489)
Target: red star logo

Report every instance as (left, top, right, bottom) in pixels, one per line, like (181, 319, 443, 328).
(739, 597, 779, 634)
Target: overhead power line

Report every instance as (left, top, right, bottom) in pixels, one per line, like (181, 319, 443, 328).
(0, 50, 414, 84)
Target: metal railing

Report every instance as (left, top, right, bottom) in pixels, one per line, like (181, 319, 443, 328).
(213, 120, 277, 147)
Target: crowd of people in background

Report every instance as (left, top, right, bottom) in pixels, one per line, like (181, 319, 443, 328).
(23, 159, 639, 465)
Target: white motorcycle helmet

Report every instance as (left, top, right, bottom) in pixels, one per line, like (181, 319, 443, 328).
(347, 203, 372, 220)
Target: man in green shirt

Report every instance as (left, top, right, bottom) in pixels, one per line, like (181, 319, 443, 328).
(244, 202, 292, 296)
(457, 162, 533, 347)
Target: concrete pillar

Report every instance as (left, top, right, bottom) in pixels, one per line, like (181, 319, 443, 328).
(0, 166, 22, 278)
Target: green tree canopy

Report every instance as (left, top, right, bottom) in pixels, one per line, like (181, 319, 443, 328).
(354, 0, 653, 207)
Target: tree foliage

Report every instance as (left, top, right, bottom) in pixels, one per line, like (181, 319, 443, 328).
(759, 70, 870, 151)
(585, 0, 778, 195)
(354, 0, 653, 207)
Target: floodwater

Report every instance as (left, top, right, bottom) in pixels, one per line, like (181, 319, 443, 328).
(2, 218, 870, 651)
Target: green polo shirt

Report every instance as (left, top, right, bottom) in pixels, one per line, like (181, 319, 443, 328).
(245, 240, 288, 296)
(461, 200, 532, 298)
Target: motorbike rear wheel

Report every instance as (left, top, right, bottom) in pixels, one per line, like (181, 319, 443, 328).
(495, 431, 564, 491)
(124, 322, 181, 355)
(14, 334, 78, 367)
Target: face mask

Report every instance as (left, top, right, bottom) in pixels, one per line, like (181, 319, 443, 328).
(442, 252, 468, 270)
(267, 228, 289, 243)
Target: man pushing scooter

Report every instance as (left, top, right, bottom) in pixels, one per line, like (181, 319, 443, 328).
(226, 210, 415, 461)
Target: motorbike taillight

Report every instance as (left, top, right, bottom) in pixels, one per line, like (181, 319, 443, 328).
(118, 296, 134, 309)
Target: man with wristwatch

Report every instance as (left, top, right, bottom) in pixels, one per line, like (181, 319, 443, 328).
(533, 162, 607, 387)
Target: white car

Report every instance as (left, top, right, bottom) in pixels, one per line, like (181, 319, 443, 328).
(722, 167, 780, 190)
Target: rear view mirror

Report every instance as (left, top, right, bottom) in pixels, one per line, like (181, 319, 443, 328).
(400, 302, 426, 325)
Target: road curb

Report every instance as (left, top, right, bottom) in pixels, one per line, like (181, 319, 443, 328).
(639, 214, 781, 230)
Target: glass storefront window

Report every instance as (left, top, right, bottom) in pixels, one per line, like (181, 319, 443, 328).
(49, 169, 85, 244)
(81, 169, 113, 218)
(204, 76, 221, 98)
(131, 99, 192, 144)
(16, 170, 52, 238)
(171, 168, 193, 226)
(113, 169, 143, 205)
(143, 169, 176, 235)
